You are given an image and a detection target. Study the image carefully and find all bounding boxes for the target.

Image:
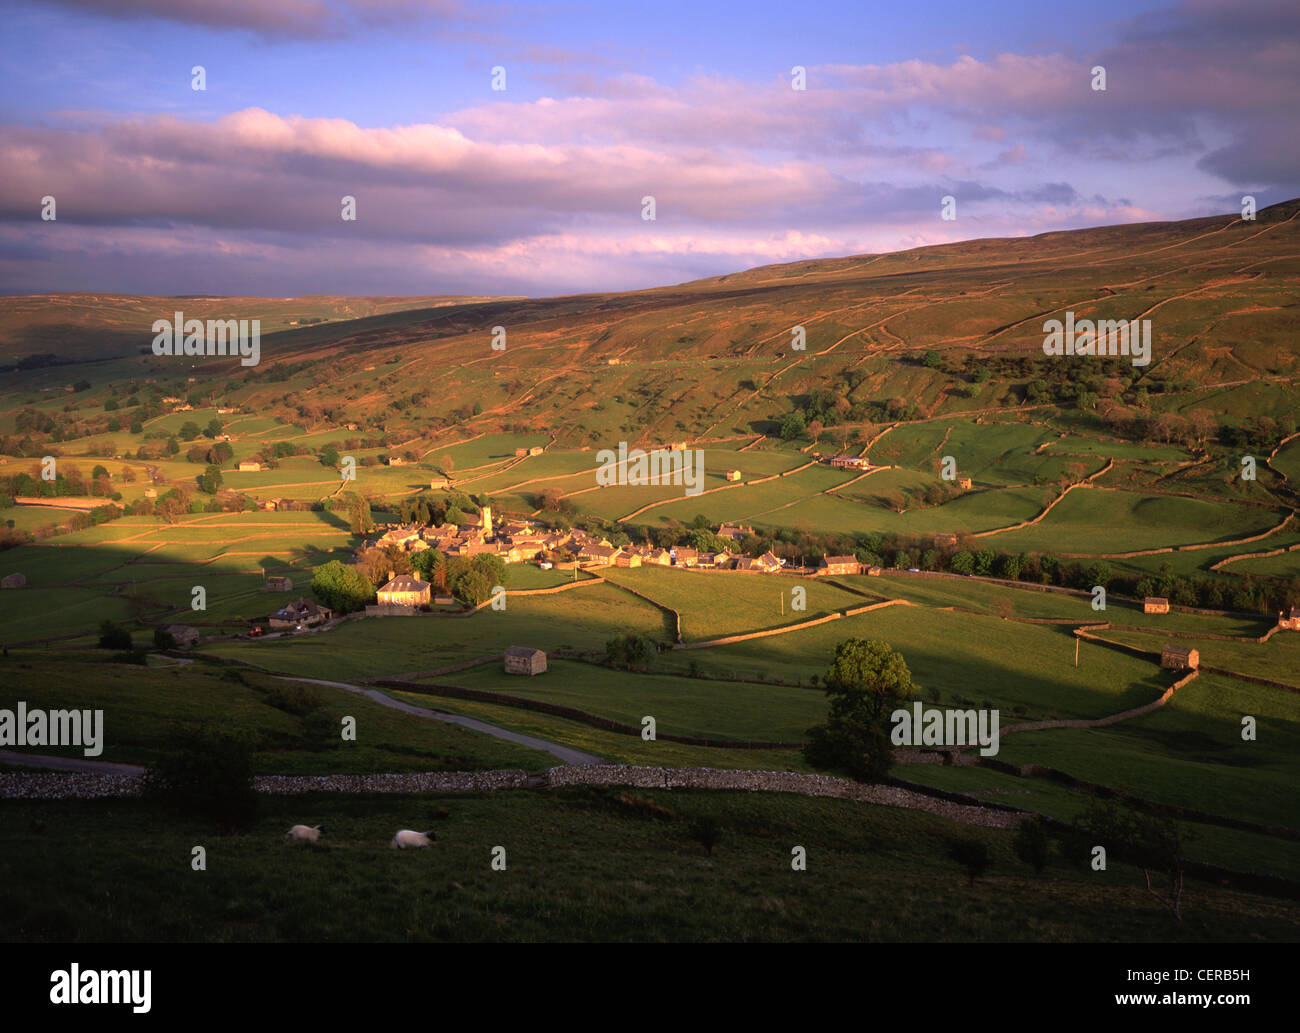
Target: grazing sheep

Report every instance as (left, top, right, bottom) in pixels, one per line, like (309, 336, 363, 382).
(286, 824, 323, 843)
(391, 829, 435, 849)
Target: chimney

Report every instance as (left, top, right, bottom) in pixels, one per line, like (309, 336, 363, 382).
(387, 569, 395, 581)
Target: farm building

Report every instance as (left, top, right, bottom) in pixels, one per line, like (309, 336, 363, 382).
(580, 544, 620, 567)
(157, 624, 200, 648)
(725, 469, 742, 481)
(717, 522, 753, 541)
(673, 547, 699, 567)
(958, 477, 973, 490)
(264, 575, 293, 592)
(756, 551, 783, 573)
(668, 441, 689, 451)
(504, 645, 547, 676)
(433, 593, 456, 605)
(143, 487, 157, 499)
(644, 549, 673, 566)
(237, 461, 262, 472)
(429, 477, 450, 489)
(866, 565, 884, 576)
(1278, 608, 1300, 631)
(613, 549, 642, 568)
(829, 454, 869, 470)
(386, 456, 406, 466)
(269, 598, 334, 629)
(1, 572, 27, 589)
(819, 555, 861, 576)
(1144, 597, 1170, 615)
(1160, 644, 1199, 670)
(377, 573, 431, 608)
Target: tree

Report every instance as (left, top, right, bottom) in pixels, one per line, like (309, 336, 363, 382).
(803, 638, 917, 782)
(922, 350, 942, 368)
(319, 444, 340, 468)
(198, 464, 223, 495)
(453, 567, 494, 606)
(179, 421, 202, 442)
(98, 620, 133, 651)
(948, 837, 991, 887)
(1067, 793, 1192, 922)
(310, 560, 375, 613)
(779, 410, 806, 440)
(689, 816, 723, 856)
(1013, 817, 1052, 875)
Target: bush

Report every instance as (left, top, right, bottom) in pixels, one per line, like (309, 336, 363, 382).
(263, 682, 322, 717)
(98, 620, 133, 651)
(948, 837, 991, 886)
(1013, 817, 1052, 875)
(689, 816, 723, 856)
(140, 728, 259, 830)
(153, 627, 176, 650)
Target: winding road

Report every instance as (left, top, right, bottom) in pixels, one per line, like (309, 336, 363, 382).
(276, 677, 604, 766)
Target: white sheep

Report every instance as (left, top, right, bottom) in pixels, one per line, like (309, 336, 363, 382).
(285, 824, 323, 843)
(391, 829, 435, 849)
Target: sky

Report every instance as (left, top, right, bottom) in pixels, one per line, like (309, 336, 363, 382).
(0, 0, 1297, 298)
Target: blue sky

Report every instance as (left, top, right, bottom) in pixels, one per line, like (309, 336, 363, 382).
(1, 0, 1296, 297)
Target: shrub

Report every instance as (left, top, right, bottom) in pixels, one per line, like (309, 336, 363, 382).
(1013, 817, 1052, 875)
(98, 621, 133, 651)
(948, 837, 991, 887)
(689, 816, 723, 856)
(263, 682, 322, 717)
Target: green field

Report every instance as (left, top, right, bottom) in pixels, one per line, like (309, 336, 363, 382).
(599, 565, 866, 640)
(4, 790, 1297, 942)
(444, 659, 823, 742)
(0, 657, 550, 772)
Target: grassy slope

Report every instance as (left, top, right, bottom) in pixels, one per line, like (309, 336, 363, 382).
(2, 791, 1297, 942)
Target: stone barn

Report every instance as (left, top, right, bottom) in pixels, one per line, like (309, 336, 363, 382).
(1143, 597, 1170, 614)
(158, 624, 200, 648)
(1, 573, 26, 589)
(1160, 644, 1199, 670)
(1278, 608, 1300, 631)
(264, 575, 293, 592)
(504, 645, 547, 676)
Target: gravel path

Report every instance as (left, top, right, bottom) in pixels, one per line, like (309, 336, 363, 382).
(0, 751, 145, 774)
